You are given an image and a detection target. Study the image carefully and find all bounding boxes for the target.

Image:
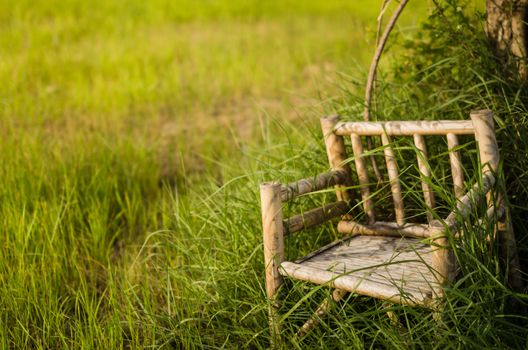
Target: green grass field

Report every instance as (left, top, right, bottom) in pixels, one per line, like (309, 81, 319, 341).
(1, 0, 526, 348)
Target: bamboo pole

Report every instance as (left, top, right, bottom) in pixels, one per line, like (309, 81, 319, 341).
(320, 116, 353, 202)
(471, 110, 499, 229)
(296, 289, 348, 338)
(351, 133, 376, 223)
(260, 182, 284, 345)
(431, 111, 502, 294)
(430, 233, 455, 297)
(414, 134, 435, 222)
(382, 301, 405, 332)
(280, 170, 348, 202)
(498, 210, 524, 293)
(439, 172, 495, 286)
(471, 110, 499, 175)
(280, 261, 430, 306)
(381, 133, 405, 226)
(335, 120, 475, 136)
(471, 109, 523, 293)
(444, 172, 496, 227)
(447, 133, 465, 198)
(337, 220, 440, 238)
(284, 201, 349, 234)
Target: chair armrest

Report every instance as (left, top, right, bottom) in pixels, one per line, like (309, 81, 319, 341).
(280, 170, 349, 202)
(261, 170, 351, 237)
(284, 201, 349, 235)
(444, 172, 496, 229)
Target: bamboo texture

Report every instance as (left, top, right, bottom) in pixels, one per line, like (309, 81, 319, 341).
(335, 120, 475, 136)
(284, 201, 349, 234)
(430, 234, 454, 295)
(471, 110, 500, 209)
(351, 133, 376, 223)
(280, 261, 430, 306)
(471, 110, 499, 173)
(260, 182, 284, 345)
(296, 289, 347, 338)
(427, 110, 501, 290)
(447, 133, 465, 198)
(280, 170, 348, 202)
(381, 133, 405, 225)
(471, 109, 523, 293)
(337, 220, 440, 238)
(498, 212, 524, 293)
(444, 172, 495, 227)
(414, 134, 435, 222)
(320, 116, 353, 202)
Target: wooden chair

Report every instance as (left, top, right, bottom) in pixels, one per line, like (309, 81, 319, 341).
(260, 110, 522, 341)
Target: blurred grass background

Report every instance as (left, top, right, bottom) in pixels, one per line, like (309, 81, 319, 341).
(1, 0, 428, 151)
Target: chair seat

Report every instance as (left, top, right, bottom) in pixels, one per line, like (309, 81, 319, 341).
(279, 235, 438, 305)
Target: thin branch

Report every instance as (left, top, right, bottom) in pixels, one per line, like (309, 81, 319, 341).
(376, 0, 392, 47)
(363, 0, 410, 185)
(373, 0, 392, 116)
(364, 0, 410, 122)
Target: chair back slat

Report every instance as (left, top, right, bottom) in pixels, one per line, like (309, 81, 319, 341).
(381, 133, 405, 225)
(330, 118, 481, 225)
(351, 133, 376, 224)
(446, 133, 465, 198)
(413, 134, 436, 223)
(324, 115, 498, 227)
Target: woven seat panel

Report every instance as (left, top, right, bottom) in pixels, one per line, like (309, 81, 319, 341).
(280, 235, 437, 304)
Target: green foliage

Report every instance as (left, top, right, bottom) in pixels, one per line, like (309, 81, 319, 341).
(392, 0, 528, 272)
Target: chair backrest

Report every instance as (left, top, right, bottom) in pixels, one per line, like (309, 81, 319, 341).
(320, 110, 500, 226)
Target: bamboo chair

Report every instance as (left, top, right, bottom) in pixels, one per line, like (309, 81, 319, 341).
(260, 109, 522, 340)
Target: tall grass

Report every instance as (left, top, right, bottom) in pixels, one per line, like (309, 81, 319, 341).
(2, 0, 527, 348)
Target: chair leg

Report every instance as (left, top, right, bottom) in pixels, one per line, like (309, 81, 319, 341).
(265, 268, 283, 348)
(261, 182, 285, 347)
(268, 301, 281, 348)
(498, 212, 524, 293)
(381, 302, 399, 326)
(432, 308, 442, 324)
(382, 302, 406, 334)
(498, 210, 526, 313)
(431, 297, 447, 325)
(296, 289, 347, 338)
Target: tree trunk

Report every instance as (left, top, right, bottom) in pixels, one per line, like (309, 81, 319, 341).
(486, 0, 528, 78)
